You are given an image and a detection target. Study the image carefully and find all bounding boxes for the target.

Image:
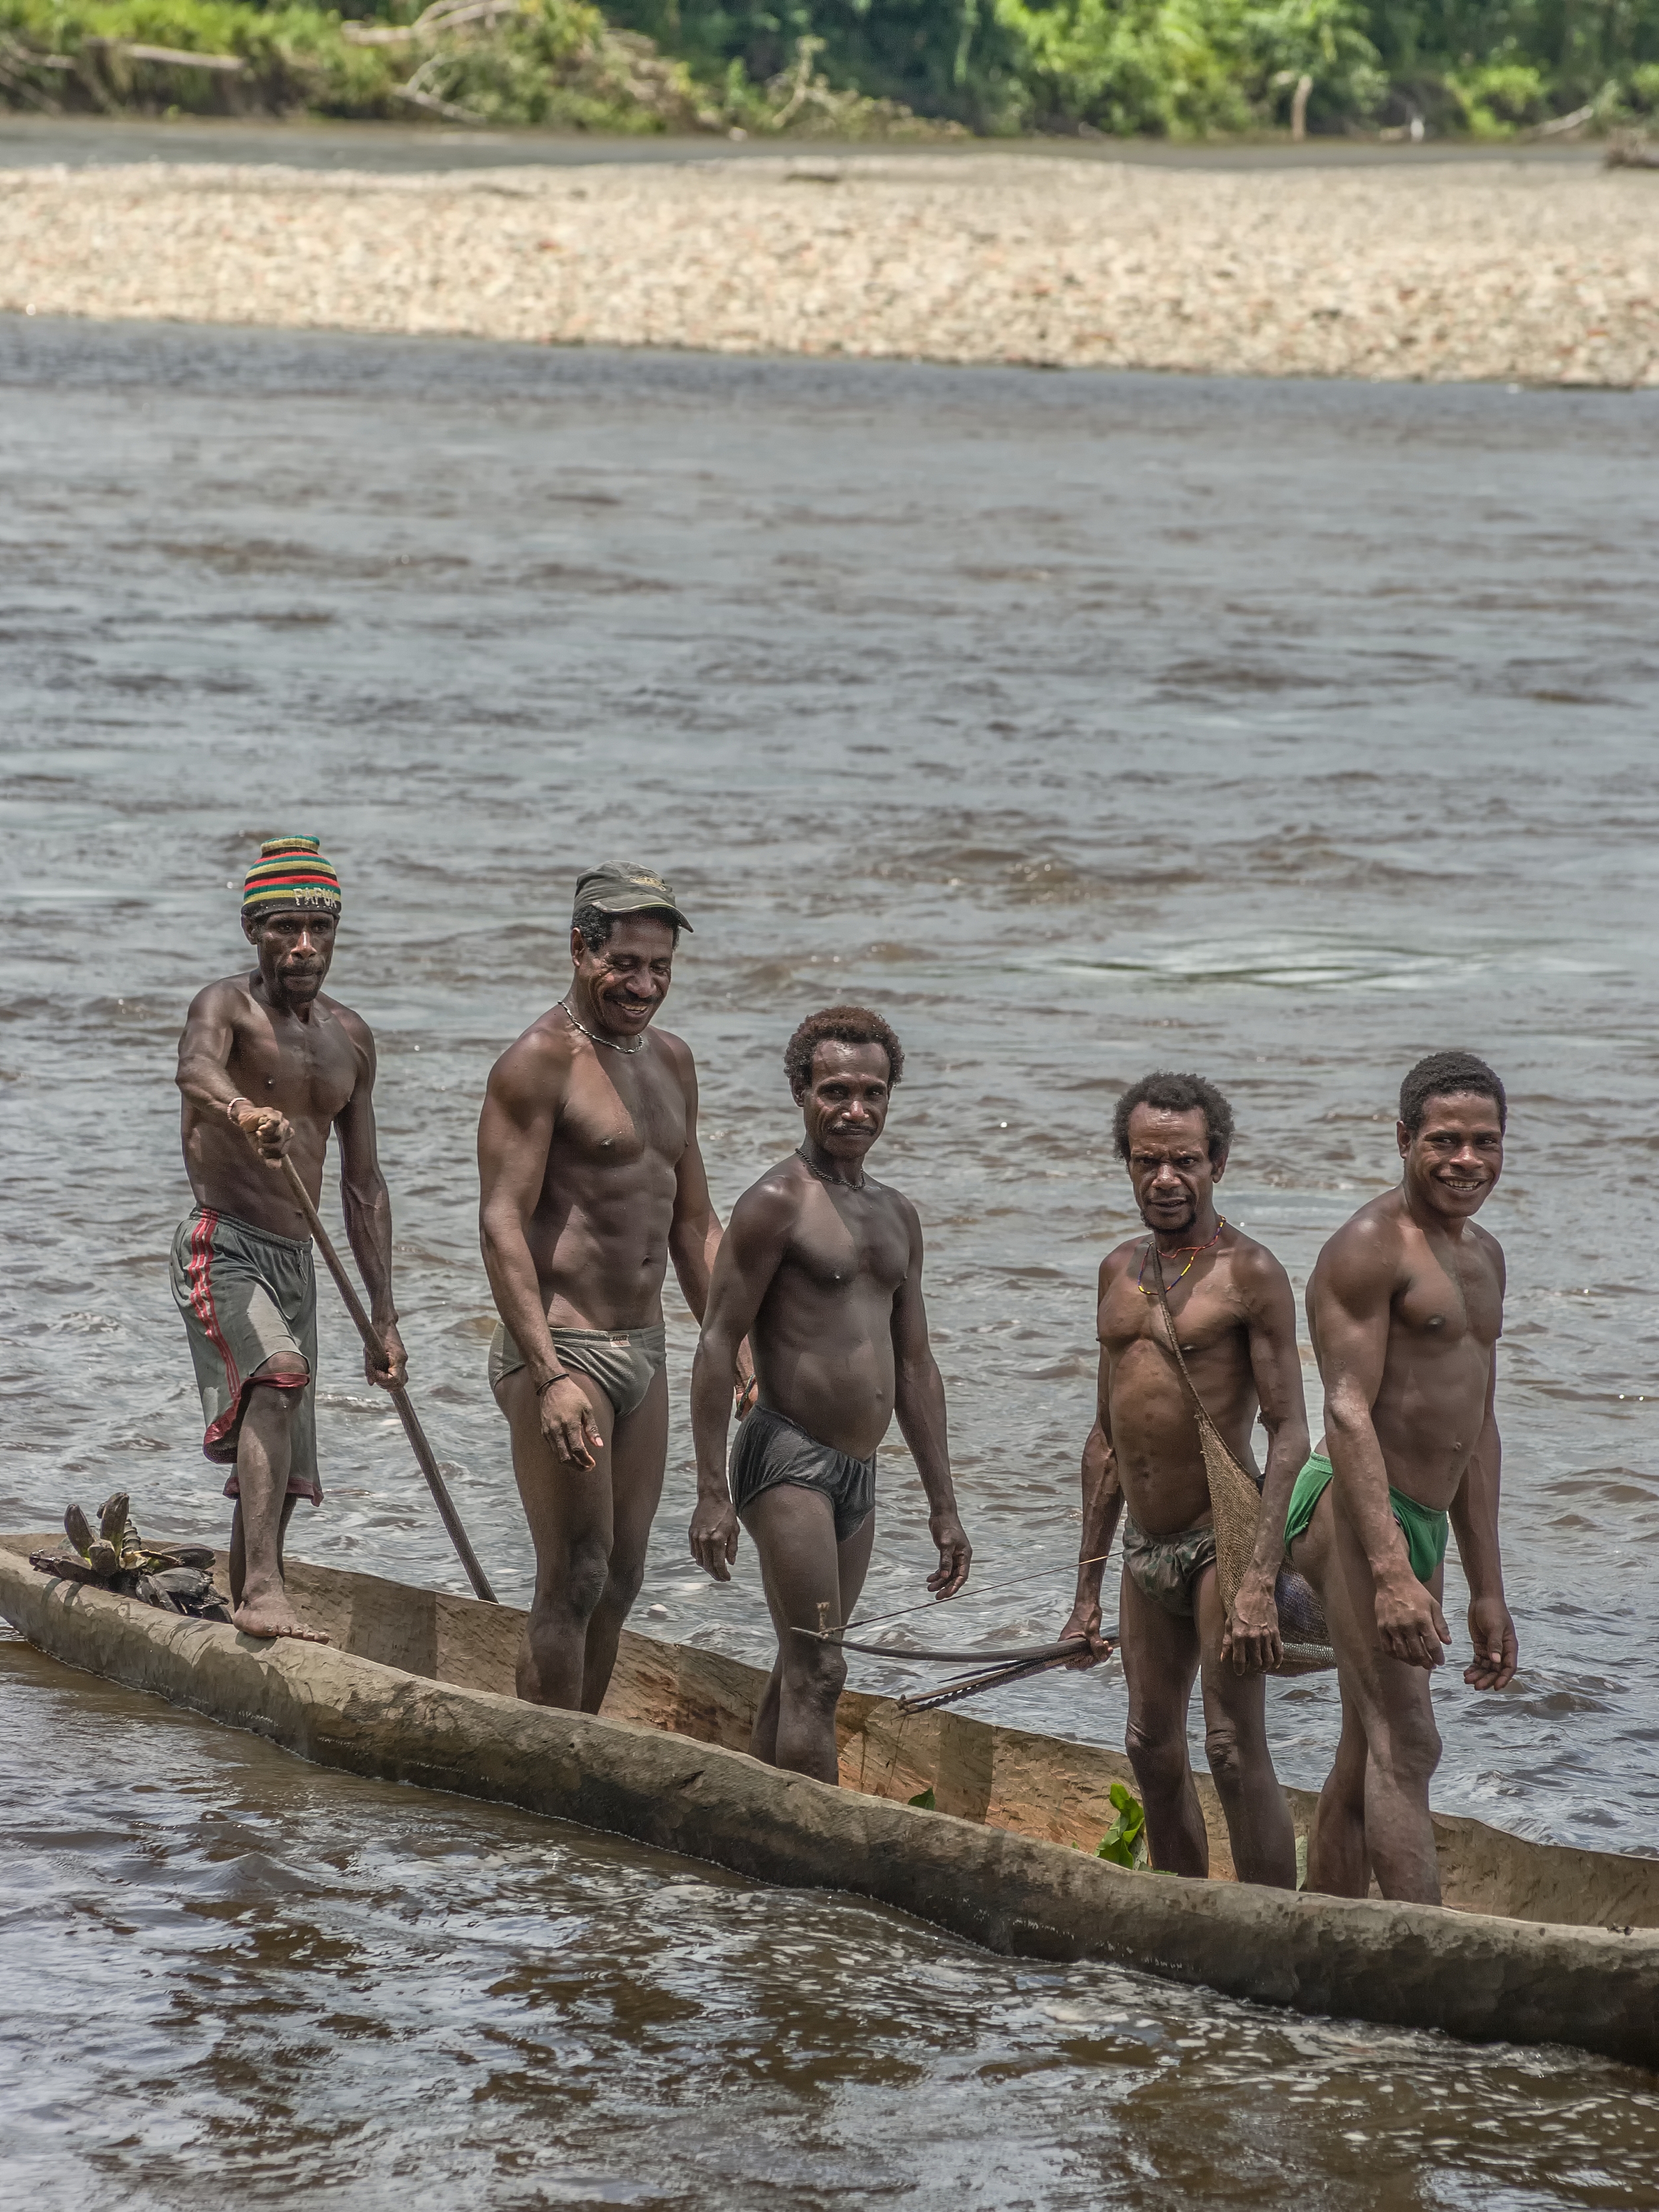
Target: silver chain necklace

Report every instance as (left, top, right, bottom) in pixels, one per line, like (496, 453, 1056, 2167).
(560, 999, 644, 1055)
(798, 1144, 865, 1192)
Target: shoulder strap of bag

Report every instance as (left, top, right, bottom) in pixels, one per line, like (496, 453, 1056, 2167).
(1145, 1237, 1214, 1421)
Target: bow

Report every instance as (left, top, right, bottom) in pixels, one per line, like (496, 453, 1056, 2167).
(794, 1629, 1091, 1665)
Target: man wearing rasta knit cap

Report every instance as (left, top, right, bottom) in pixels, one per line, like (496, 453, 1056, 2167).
(171, 837, 407, 1643)
(478, 861, 753, 1713)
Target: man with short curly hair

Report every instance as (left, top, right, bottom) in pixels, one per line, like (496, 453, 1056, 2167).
(1289, 1049, 1518, 1904)
(689, 1004, 972, 1782)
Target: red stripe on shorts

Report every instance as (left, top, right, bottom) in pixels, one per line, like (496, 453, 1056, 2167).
(187, 1210, 244, 1455)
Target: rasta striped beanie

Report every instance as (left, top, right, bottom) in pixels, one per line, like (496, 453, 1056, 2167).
(242, 836, 342, 919)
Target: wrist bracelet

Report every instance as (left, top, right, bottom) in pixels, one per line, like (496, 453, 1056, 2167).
(536, 1372, 572, 1397)
(226, 1095, 251, 1121)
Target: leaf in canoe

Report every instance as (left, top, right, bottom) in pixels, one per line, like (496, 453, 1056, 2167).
(908, 1787, 936, 1810)
(87, 1539, 121, 1580)
(63, 1504, 94, 1559)
(1097, 1781, 1150, 1869)
(98, 1492, 131, 1545)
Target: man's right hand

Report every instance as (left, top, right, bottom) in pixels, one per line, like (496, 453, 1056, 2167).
(1059, 1598, 1111, 1669)
(689, 1495, 740, 1582)
(1374, 1570, 1451, 1669)
(538, 1375, 603, 1471)
(231, 1100, 295, 1163)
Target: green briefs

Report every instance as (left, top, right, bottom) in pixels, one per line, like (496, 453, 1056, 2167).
(170, 1208, 321, 1505)
(490, 1320, 666, 1420)
(1283, 1452, 1449, 1586)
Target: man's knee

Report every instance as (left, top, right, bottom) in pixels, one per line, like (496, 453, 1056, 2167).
(1203, 1719, 1251, 1796)
(1125, 1711, 1190, 1794)
(535, 1534, 611, 1624)
(245, 1358, 309, 1420)
(1374, 1702, 1442, 1785)
(602, 1552, 647, 1614)
(785, 1643, 847, 1707)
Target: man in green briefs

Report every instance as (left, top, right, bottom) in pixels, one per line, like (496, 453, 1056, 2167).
(1290, 1049, 1520, 1905)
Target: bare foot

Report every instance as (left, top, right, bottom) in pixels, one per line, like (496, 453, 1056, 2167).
(232, 1594, 329, 1644)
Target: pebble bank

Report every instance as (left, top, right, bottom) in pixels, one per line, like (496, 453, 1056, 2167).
(3, 151, 1656, 383)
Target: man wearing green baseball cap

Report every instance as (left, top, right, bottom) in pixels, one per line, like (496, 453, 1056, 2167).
(478, 862, 752, 1711)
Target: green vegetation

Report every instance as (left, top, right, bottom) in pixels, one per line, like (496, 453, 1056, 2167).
(3, 0, 1656, 133)
(603, 0, 1659, 132)
(1096, 1780, 1150, 1868)
(0, 0, 947, 129)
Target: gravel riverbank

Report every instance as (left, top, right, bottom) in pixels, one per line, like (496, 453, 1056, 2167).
(3, 151, 1656, 384)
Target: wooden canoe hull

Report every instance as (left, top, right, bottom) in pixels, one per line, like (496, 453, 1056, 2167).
(3, 1538, 1656, 2069)
(242, 1543, 1658, 1932)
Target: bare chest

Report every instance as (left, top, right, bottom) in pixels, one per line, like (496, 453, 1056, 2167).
(784, 1191, 910, 1298)
(1099, 1263, 1247, 1371)
(234, 1001, 359, 1122)
(1396, 1239, 1503, 1349)
(553, 1052, 687, 1173)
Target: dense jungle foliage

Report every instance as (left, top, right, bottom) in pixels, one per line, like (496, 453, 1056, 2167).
(608, 0, 1659, 133)
(3, 0, 1658, 133)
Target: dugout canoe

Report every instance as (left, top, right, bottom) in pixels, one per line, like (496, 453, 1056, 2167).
(2, 1535, 1656, 2069)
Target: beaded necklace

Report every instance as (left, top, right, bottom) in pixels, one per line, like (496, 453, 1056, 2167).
(1135, 1218, 1226, 1298)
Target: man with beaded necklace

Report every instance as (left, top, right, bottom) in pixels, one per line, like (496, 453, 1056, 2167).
(1057, 1071, 1307, 1887)
(478, 862, 751, 1712)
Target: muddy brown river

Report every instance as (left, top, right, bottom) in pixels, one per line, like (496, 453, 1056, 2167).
(1, 313, 1656, 2205)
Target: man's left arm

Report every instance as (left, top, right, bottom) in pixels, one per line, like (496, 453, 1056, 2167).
(664, 1040, 754, 1407)
(332, 1016, 407, 1391)
(891, 1202, 971, 1600)
(1451, 1330, 1517, 1691)
(1227, 1250, 1313, 1674)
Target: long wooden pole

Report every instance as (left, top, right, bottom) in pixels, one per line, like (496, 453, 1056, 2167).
(279, 1156, 497, 1604)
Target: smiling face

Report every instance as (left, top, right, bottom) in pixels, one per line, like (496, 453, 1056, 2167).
(1398, 1091, 1504, 1222)
(244, 907, 337, 1006)
(570, 913, 676, 1036)
(1123, 1103, 1225, 1238)
(795, 1039, 893, 1168)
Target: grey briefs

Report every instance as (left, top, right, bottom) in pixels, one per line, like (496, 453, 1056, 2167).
(489, 1320, 666, 1420)
(728, 1405, 877, 1544)
(1121, 1511, 1218, 1620)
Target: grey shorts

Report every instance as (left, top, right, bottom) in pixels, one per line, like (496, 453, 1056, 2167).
(169, 1208, 321, 1505)
(489, 1320, 666, 1420)
(729, 1405, 877, 1545)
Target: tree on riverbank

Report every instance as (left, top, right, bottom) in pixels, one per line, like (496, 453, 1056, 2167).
(3, 0, 1658, 133)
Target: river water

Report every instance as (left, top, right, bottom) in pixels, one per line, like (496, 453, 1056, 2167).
(2, 313, 1656, 2205)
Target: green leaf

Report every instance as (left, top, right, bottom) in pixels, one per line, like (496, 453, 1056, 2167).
(1096, 1783, 1149, 1868)
(908, 1786, 936, 1811)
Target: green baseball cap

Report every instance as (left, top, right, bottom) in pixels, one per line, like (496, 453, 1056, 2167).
(572, 861, 693, 933)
